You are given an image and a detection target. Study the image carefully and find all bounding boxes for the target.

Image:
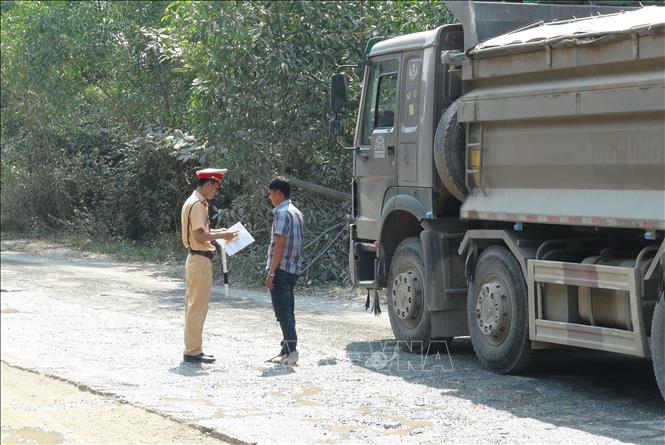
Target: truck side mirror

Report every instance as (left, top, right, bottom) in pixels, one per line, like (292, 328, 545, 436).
(330, 73, 347, 114)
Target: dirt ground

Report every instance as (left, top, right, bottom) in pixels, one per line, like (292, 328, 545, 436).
(1, 238, 664, 444)
(0, 362, 227, 444)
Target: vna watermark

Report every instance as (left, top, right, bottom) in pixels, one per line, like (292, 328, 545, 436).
(353, 340, 454, 374)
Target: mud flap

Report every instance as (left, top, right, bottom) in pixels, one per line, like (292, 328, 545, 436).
(420, 222, 469, 338)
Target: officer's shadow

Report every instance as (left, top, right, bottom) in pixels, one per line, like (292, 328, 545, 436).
(169, 361, 211, 377)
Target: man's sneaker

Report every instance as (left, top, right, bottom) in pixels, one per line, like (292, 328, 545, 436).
(266, 353, 287, 363)
(280, 350, 299, 365)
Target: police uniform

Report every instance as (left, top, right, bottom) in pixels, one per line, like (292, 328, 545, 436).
(180, 168, 226, 358)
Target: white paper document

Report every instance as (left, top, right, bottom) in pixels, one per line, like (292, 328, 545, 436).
(216, 222, 255, 256)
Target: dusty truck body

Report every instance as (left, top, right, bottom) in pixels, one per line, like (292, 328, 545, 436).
(329, 2, 665, 398)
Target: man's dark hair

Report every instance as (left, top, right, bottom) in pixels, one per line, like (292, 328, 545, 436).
(268, 176, 290, 198)
(198, 178, 219, 187)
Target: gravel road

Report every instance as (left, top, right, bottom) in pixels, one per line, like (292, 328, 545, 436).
(0, 362, 227, 444)
(1, 239, 663, 444)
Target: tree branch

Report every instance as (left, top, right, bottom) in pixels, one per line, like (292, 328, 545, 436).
(282, 175, 350, 201)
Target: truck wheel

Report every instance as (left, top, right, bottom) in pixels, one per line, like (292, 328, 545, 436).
(434, 99, 467, 202)
(467, 246, 531, 373)
(651, 292, 665, 401)
(387, 237, 432, 353)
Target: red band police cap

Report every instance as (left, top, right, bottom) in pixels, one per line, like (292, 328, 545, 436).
(195, 168, 227, 182)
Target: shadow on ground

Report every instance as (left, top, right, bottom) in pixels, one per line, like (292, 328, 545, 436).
(168, 362, 211, 377)
(346, 338, 665, 443)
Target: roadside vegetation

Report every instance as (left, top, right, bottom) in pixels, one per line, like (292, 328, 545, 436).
(1, 230, 181, 264)
(1, 0, 454, 285)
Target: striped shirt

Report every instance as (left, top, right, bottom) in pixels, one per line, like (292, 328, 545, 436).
(266, 199, 304, 275)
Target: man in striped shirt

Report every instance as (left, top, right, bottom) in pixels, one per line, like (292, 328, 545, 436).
(265, 176, 304, 365)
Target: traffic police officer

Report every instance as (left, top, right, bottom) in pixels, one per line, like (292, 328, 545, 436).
(180, 168, 237, 363)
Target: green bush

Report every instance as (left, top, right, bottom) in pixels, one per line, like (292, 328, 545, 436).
(1, 0, 454, 285)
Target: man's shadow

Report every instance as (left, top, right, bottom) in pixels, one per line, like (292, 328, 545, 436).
(260, 364, 296, 377)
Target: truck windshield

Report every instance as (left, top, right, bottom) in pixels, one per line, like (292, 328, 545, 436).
(360, 58, 399, 146)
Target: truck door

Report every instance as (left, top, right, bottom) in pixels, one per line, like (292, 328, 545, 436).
(354, 55, 401, 240)
(398, 52, 422, 186)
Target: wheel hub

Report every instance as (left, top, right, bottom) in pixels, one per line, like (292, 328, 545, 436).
(392, 271, 422, 321)
(475, 282, 509, 340)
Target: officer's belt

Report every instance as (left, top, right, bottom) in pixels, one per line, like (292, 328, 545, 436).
(189, 249, 214, 260)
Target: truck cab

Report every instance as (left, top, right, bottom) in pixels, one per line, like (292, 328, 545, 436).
(348, 25, 463, 288)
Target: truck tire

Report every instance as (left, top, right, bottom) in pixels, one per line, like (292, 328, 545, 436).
(387, 237, 432, 353)
(434, 99, 467, 202)
(467, 246, 531, 373)
(651, 292, 665, 401)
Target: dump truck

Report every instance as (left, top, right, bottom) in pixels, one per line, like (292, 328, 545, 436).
(329, 1, 665, 399)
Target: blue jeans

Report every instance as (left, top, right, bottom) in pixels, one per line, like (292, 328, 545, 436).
(270, 269, 299, 355)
